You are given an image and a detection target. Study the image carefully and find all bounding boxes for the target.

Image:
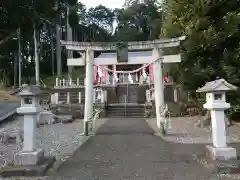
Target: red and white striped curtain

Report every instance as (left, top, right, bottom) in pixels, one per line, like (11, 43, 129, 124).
(94, 65, 98, 84)
(149, 64, 154, 83)
(96, 65, 108, 84)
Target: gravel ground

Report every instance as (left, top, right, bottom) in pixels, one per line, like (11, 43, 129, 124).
(0, 116, 107, 169)
(146, 116, 240, 144)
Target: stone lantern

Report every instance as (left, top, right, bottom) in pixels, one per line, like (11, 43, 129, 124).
(0, 85, 55, 177)
(197, 79, 238, 160)
(14, 85, 44, 165)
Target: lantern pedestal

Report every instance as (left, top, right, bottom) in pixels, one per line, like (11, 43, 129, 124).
(14, 149, 45, 166)
(206, 145, 237, 161)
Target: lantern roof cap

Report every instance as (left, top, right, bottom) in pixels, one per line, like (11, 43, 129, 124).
(196, 79, 238, 93)
(17, 85, 42, 96)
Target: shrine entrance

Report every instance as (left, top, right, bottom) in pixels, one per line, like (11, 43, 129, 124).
(114, 64, 141, 105)
(61, 36, 186, 126)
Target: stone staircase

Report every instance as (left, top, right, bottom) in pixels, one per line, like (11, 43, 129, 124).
(127, 84, 138, 103)
(117, 84, 138, 104)
(107, 104, 145, 118)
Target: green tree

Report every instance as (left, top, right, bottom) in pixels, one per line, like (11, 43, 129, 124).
(161, 0, 240, 115)
(115, 0, 162, 41)
(161, 0, 240, 90)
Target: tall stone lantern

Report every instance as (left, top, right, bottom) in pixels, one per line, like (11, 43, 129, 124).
(197, 79, 238, 160)
(14, 85, 44, 165)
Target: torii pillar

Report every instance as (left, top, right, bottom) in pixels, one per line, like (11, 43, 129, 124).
(84, 50, 94, 125)
(152, 48, 165, 128)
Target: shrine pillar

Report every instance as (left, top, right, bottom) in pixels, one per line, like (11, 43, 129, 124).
(152, 48, 165, 128)
(84, 49, 94, 124)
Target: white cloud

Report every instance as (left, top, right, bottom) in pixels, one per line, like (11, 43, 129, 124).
(79, 0, 125, 9)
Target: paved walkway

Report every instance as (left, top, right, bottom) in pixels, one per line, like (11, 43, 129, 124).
(55, 118, 215, 180)
(0, 100, 20, 122)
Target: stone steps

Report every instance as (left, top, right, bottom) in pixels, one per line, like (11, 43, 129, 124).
(107, 104, 145, 118)
(117, 84, 138, 104)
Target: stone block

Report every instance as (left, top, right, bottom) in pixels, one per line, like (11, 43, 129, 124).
(194, 153, 240, 174)
(206, 145, 237, 161)
(56, 115, 74, 124)
(14, 149, 44, 166)
(0, 156, 55, 177)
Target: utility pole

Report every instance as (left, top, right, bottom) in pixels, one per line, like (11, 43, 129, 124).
(51, 27, 55, 75)
(18, 28, 22, 87)
(33, 23, 40, 85)
(67, 6, 73, 78)
(56, 1, 62, 77)
(13, 52, 17, 88)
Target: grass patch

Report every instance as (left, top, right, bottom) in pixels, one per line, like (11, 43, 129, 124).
(166, 102, 183, 117)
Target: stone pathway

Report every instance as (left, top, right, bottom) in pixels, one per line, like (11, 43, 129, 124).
(55, 118, 213, 180)
(0, 101, 20, 122)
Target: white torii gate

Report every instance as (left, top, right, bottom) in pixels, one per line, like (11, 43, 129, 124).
(61, 36, 186, 130)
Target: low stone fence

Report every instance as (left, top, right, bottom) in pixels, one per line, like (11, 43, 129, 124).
(52, 78, 107, 105)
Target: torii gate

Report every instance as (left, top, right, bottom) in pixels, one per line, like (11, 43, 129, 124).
(60, 36, 186, 129)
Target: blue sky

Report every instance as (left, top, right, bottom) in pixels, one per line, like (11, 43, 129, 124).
(79, 0, 125, 9)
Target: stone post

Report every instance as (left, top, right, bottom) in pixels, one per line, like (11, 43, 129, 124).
(77, 78, 81, 104)
(62, 79, 66, 87)
(67, 92, 70, 104)
(93, 89, 96, 103)
(174, 88, 178, 103)
(55, 78, 59, 87)
(104, 90, 107, 102)
(113, 65, 116, 85)
(101, 90, 104, 103)
(146, 90, 151, 103)
(69, 78, 72, 86)
(84, 49, 94, 125)
(152, 48, 165, 128)
(78, 92, 81, 104)
(15, 85, 44, 165)
(55, 78, 59, 104)
(106, 73, 110, 84)
(67, 78, 71, 104)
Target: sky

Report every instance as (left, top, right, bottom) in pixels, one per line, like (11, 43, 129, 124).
(79, 0, 125, 9)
